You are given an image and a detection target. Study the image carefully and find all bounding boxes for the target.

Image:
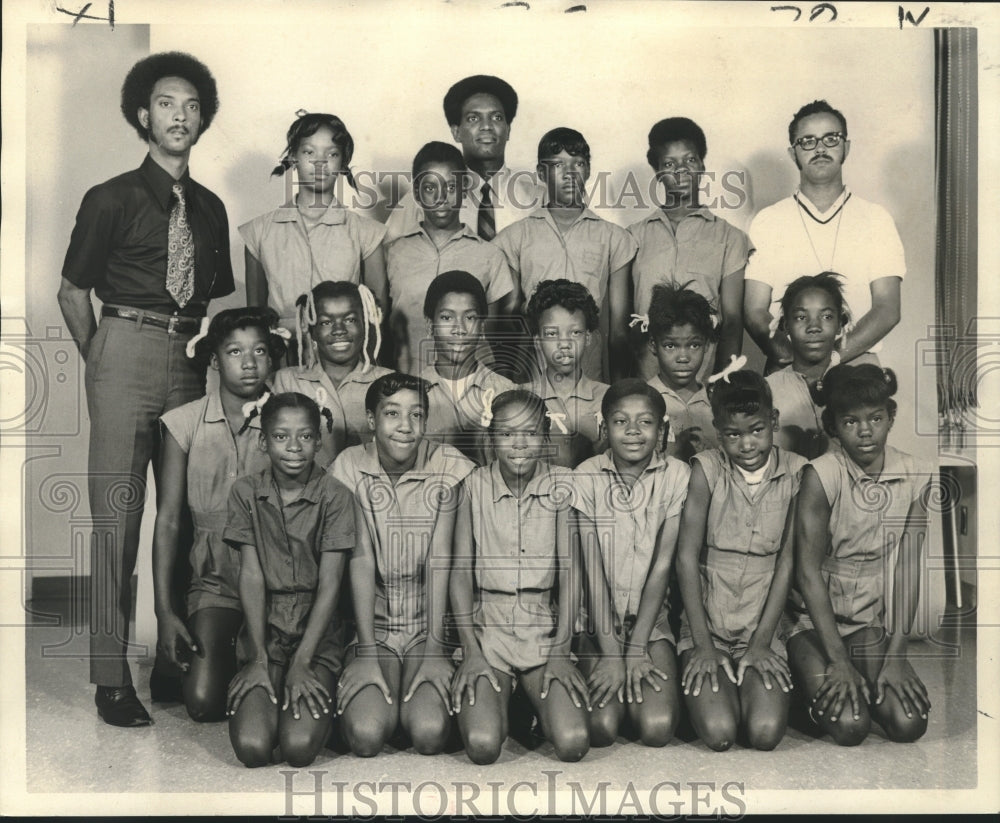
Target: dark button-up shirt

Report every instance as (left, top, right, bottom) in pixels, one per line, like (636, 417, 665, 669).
(62, 154, 235, 316)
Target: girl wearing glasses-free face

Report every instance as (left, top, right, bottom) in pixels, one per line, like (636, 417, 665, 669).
(787, 112, 851, 184)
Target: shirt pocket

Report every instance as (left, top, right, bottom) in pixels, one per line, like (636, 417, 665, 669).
(573, 242, 606, 301)
(750, 497, 789, 555)
(681, 241, 725, 302)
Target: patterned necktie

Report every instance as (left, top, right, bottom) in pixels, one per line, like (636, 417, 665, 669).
(477, 180, 496, 241)
(166, 182, 195, 308)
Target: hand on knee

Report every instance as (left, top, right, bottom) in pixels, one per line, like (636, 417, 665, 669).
(879, 708, 927, 743)
(826, 713, 871, 747)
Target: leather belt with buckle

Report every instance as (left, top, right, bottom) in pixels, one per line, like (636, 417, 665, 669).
(101, 305, 203, 334)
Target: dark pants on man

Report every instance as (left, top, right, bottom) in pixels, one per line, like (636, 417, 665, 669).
(85, 312, 202, 687)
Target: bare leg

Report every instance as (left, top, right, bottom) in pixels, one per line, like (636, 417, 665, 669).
(845, 628, 927, 743)
(339, 645, 402, 757)
(680, 647, 738, 751)
(229, 663, 282, 767)
(457, 670, 513, 765)
(399, 641, 452, 755)
(738, 666, 790, 750)
(279, 665, 338, 767)
(521, 666, 590, 762)
(576, 652, 625, 747)
(630, 640, 682, 747)
(182, 608, 242, 722)
(787, 630, 870, 746)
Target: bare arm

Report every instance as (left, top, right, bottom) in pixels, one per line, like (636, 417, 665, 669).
(449, 485, 503, 710)
(794, 467, 845, 664)
(875, 488, 932, 716)
(347, 494, 378, 648)
(607, 262, 634, 382)
(361, 245, 389, 316)
(743, 279, 792, 367)
(675, 462, 713, 650)
(795, 466, 869, 719)
(629, 512, 680, 651)
(244, 249, 269, 308)
(714, 267, 745, 372)
(749, 496, 797, 650)
(578, 510, 620, 657)
(449, 488, 479, 655)
(837, 277, 901, 364)
(57, 277, 97, 360)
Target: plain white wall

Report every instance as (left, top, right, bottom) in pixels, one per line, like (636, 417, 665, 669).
(24, 13, 942, 635)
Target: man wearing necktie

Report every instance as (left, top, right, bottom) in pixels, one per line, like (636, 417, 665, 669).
(57, 52, 234, 727)
(383, 75, 543, 244)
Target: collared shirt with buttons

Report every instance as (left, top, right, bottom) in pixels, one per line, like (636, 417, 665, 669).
(466, 461, 574, 595)
(223, 463, 355, 594)
(677, 447, 805, 656)
(272, 360, 393, 468)
(627, 206, 750, 316)
(239, 201, 386, 327)
(330, 440, 474, 645)
(62, 154, 234, 316)
(383, 164, 544, 245)
(160, 387, 272, 611)
(573, 449, 690, 622)
(695, 446, 806, 559)
(783, 445, 932, 639)
(522, 372, 609, 468)
(386, 222, 514, 368)
(493, 205, 637, 305)
(647, 375, 718, 458)
(420, 363, 516, 464)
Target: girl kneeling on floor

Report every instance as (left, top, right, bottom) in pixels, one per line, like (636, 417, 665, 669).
(450, 389, 591, 764)
(676, 366, 805, 751)
(224, 392, 353, 767)
(784, 365, 932, 746)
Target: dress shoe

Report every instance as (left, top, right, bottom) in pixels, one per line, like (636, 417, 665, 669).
(95, 685, 153, 727)
(149, 667, 184, 703)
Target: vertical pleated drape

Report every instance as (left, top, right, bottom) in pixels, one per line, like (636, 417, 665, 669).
(934, 28, 978, 448)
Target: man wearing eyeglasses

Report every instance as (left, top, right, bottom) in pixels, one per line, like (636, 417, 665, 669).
(743, 100, 905, 372)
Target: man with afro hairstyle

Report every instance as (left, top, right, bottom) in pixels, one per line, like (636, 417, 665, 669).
(58, 52, 234, 728)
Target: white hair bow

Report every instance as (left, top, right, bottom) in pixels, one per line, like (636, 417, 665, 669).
(241, 390, 272, 423)
(185, 317, 211, 359)
(707, 354, 748, 385)
(480, 388, 496, 428)
(628, 313, 650, 334)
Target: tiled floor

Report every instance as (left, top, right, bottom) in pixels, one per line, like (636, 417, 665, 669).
(20, 595, 982, 813)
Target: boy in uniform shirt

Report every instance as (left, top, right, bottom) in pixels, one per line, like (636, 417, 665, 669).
(386, 142, 515, 373)
(419, 270, 515, 464)
(493, 128, 637, 382)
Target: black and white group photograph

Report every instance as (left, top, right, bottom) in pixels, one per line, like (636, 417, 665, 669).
(1, 0, 997, 816)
